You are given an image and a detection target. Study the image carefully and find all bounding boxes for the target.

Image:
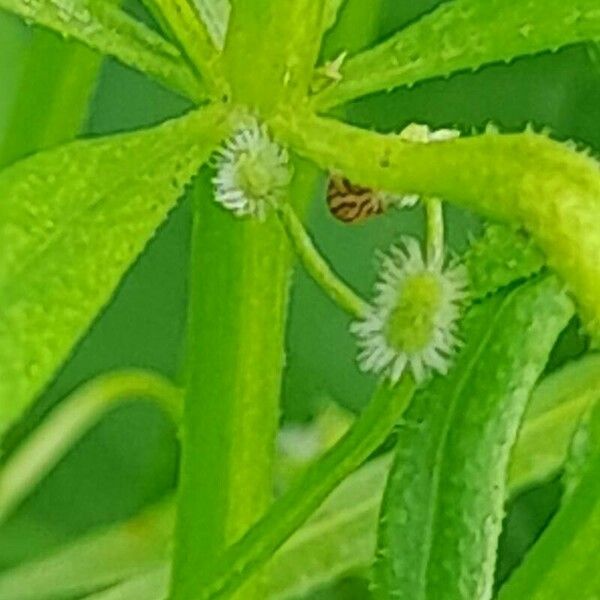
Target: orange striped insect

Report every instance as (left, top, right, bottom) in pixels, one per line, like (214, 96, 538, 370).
(326, 175, 416, 224)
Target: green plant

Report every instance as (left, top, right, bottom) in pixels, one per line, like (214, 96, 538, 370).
(0, 1, 599, 599)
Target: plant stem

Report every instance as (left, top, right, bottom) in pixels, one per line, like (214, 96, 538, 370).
(0, 370, 181, 524)
(277, 203, 368, 319)
(425, 198, 444, 269)
(169, 178, 294, 600)
(197, 377, 416, 599)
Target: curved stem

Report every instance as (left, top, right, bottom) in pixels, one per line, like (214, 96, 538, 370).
(274, 110, 600, 340)
(425, 198, 445, 269)
(197, 376, 416, 599)
(277, 203, 369, 319)
(0, 370, 181, 524)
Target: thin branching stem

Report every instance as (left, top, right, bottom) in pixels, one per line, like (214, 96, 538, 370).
(425, 198, 445, 270)
(277, 203, 368, 319)
(196, 376, 416, 599)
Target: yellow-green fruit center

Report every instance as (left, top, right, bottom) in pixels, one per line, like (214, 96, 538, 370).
(235, 151, 275, 200)
(385, 272, 442, 353)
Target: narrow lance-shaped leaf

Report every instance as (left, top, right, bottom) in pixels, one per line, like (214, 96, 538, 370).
(0, 369, 182, 522)
(562, 389, 600, 500)
(464, 224, 545, 301)
(192, 0, 231, 51)
(509, 353, 600, 494)
(275, 111, 600, 339)
(0, 500, 174, 600)
(322, 0, 346, 35)
(498, 397, 600, 600)
(0, 103, 229, 437)
(372, 276, 574, 599)
(137, 0, 227, 95)
(0, 351, 594, 600)
(0, 0, 204, 101)
(313, 0, 600, 109)
(0, 230, 584, 599)
(0, 457, 393, 600)
(0, 22, 114, 168)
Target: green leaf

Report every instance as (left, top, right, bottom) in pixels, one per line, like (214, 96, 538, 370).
(498, 398, 600, 600)
(372, 276, 573, 600)
(313, 0, 600, 109)
(266, 453, 391, 599)
(322, 0, 347, 35)
(0, 353, 592, 600)
(509, 353, 600, 494)
(193, 378, 416, 599)
(0, 500, 173, 600)
(192, 0, 231, 51)
(0, 370, 181, 523)
(0, 103, 228, 437)
(589, 42, 600, 68)
(0, 0, 204, 100)
(89, 568, 169, 599)
(276, 111, 600, 340)
(137, 0, 227, 96)
(465, 224, 545, 301)
(0, 458, 393, 600)
(0, 28, 106, 167)
(561, 387, 600, 501)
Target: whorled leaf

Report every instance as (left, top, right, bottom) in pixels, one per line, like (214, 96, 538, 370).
(0, 459, 392, 600)
(137, 0, 227, 95)
(562, 394, 600, 501)
(510, 353, 600, 494)
(0, 370, 182, 523)
(0, 500, 173, 600)
(322, 0, 347, 35)
(465, 224, 545, 301)
(0, 0, 204, 100)
(0, 103, 229, 437)
(372, 276, 573, 600)
(313, 0, 600, 109)
(0, 348, 594, 599)
(276, 112, 600, 340)
(498, 397, 600, 600)
(0, 25, 111, 168)
(192, 0, 231, 51)
(88, 568, 169, 599)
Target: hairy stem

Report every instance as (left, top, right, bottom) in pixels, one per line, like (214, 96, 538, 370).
(169, 179, 294, 600)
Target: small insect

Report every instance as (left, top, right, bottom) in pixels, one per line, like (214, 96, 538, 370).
(326, 175, 417, 224)
(326, 124, 460, 224)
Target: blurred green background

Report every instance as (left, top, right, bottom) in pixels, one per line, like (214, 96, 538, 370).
(0, 1, 598, 597)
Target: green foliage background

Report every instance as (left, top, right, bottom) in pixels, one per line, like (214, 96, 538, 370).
(0, 1, 598, 596)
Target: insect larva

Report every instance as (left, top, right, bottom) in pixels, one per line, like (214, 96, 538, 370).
(326, 175, 417, 224)
(326, 175, 386, 223)
(326, 125, 459, 224)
